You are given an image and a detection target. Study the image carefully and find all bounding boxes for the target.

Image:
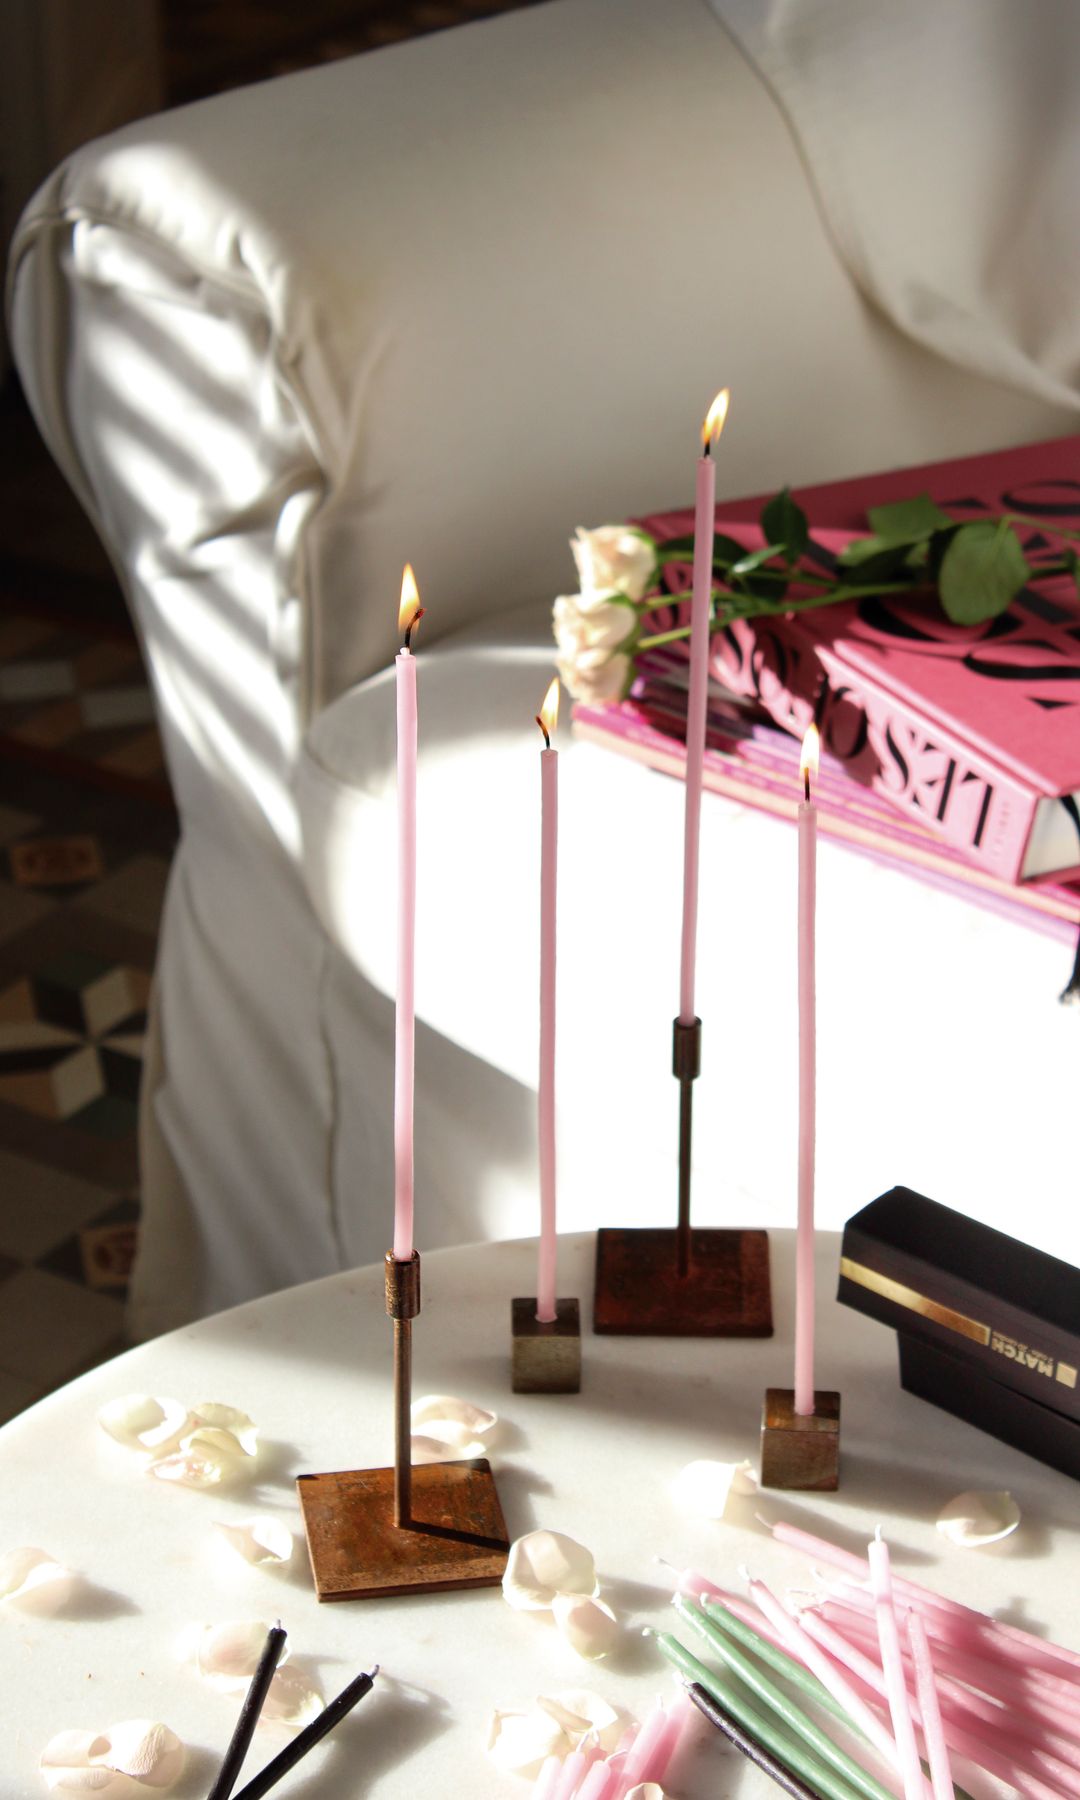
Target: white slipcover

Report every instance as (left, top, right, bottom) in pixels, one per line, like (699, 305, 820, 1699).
(6, 0, 1079, 1332)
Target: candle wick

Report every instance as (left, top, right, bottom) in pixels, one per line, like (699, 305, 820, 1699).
(535, 714, 551, 750)
(403, 606, 426, 650)
(804, 768, 811, 803)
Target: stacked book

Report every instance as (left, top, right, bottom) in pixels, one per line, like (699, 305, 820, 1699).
(572, 436, 1080, 959)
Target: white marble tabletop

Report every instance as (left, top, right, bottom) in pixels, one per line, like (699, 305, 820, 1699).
(1, 1230, 1076, 1798)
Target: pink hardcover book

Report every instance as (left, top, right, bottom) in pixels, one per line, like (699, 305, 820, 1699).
(573, 684, 1080, 945)
(634, 436, 1080, 885)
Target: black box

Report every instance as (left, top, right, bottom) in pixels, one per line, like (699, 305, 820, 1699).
(838, 1186, 1080, 1479)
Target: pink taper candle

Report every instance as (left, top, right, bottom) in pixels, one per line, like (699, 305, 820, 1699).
(794, 723, 820, 1415)
(905, 1610, 956, 1800)
(868, 1531, 928, 1800)
(393, 566, 423, 1262)
(678, 390, 729, 1023)
(536, 677, 560, 1322)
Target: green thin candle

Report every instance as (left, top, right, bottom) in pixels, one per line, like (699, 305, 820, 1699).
(701, 1597, 860, 1733)
(674, 1596, 894, 1800)
(650, 1631, 865, 1800)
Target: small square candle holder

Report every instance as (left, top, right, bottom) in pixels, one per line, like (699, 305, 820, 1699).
(297, 1250, 510, 1600)
(511, 1297, 581, 1392)
(759, 1386, 840, 1490)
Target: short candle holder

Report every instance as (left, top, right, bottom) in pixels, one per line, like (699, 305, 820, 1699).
(758, 1386, 840, 1490)
(593, 1017, 773, 1336)
(297, 1250, 510, 1600)
(510, 1297, 581, 1393)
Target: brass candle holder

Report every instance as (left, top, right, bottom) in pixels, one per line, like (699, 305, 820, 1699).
(297, 1251, 510, 1600)
(511, 1297, 581, 1393)
(759, 1387, 840, 1490)
(593, 1017, 772, 1336)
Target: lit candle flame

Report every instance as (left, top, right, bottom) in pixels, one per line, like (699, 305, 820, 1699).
(536, 676, 560, 745)
(800, 722, 820, 797)
(398, 564, 424, 640)
(700, 388, 731, 452)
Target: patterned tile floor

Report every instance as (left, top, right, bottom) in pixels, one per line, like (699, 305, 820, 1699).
(0, 601, 177, 1425)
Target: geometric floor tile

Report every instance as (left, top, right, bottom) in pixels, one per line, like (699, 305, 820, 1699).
(0, 1266, 125, 1388)
(9, 834, 106, 888)
(0, 1148, 117, 1263)
(0, 1365, 43, 1428)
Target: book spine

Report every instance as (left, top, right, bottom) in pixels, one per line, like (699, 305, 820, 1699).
(710, 613, 1038, 882)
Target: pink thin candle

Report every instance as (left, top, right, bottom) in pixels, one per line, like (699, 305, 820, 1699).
(678, 389, 729, 1024)
(795, 724, 819, 1415)
(535, 678, 560, 1322)
(393, 566, 423, 1263)
(867, 1532, 927, 1799)
(905, 1611, 955, 1800)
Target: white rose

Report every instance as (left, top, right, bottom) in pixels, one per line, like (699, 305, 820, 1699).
(572, 526, 655, 602)
(556, 647, 633, 706)
(553, 592, 636, 659)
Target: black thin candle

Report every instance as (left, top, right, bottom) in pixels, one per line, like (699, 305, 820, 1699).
(685, 1683, 830, 1800)
(229, 1665, 379, 1800)
(206, 1623, 287, 1800)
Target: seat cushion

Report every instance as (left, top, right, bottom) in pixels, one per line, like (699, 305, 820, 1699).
(297, 604, 1080, 1261)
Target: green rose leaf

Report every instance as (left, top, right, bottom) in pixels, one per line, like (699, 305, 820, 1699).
(938, 520, 1031, 623)
(836, 536, 920, 583)
(729, 544, 788, 578)
(867, 492, 954, 544)
(760, 487, 810, 561)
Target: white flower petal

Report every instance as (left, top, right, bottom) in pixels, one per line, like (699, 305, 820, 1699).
(190, 1621, 287, 1690)
(148, 1449, 231, 1488)
(261, 1667, 324, 1726)
(410, 1433, 487, 1465)
(552, 1594, 619, 1660)
(411, 1395, 496, 1439)
(96, 1397, 191, 1456)
(670, 1459, 757, 1519)
(192, 1404, 258, 1457)
(0, 1546, 75, 1612)
(40, 1722, 184, 1793)
(503, 1531, 598, 1611)
(625, 1786, 668, 1800)
(100, 1722, 184, 1788)
(213, 1517, 294, 1566)
(534, 1691, 623, 1752)
(485, 1708, 566, 1775)
(936, 1490, 1021, 1547)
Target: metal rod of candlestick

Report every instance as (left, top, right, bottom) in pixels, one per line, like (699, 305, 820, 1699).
(384, 1250, 421, 1528)
(673, 1017, 702, 1279)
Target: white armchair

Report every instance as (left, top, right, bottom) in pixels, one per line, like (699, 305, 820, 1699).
(8, 0, 1079, 1336)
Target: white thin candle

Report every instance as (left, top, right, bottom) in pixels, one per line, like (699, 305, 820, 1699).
(678, 389, 729, 1024)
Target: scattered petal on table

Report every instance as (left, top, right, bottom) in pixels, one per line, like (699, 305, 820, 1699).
(0, 1546, 76, 1613)
(485, 1707, 566, 1774)
(411, 1394, 497, 1439)
(533, 1690, 623, 1752)
(259, 1665, 324, 1727)
(551, 1593, 619, 1660)
(503, 1531, 599, 1611)
(936, 1490, 1021, 1546)
(625, 1787, 668, 1799)
(96, 1397, 191, 1457)
(213, 1516, 294, 1566)
(670, 1459, 757, 1518)
(192, 1404, 258, 1458)
(147, 1448, 233, 1489)
(189, 1620, 289, 1690)
(40, 1721, 184, 1793)
(410, 1432, 487, 1465)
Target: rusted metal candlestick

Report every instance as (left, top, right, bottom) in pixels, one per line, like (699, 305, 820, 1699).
(673, 1016, 702, 1279)
(384, 1249, 421, 1527)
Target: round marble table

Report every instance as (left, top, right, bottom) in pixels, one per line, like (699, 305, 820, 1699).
(2, 1230, 1075, 1798)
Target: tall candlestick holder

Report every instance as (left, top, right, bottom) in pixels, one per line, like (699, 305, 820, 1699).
(593, 1017, 772, 1336)
(297, 1251, 510, 1600)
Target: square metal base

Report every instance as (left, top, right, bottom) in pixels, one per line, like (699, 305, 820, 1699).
(296, 1458, 510, 1600)
(511, 1297, 581, 1392)
(759, 1388, 841, 1490)
(593, 1227, 772, 1336)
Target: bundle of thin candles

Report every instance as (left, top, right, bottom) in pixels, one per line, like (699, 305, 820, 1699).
(651, 1520, 1080, 1800)
(530, 1697, 693, 1798)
